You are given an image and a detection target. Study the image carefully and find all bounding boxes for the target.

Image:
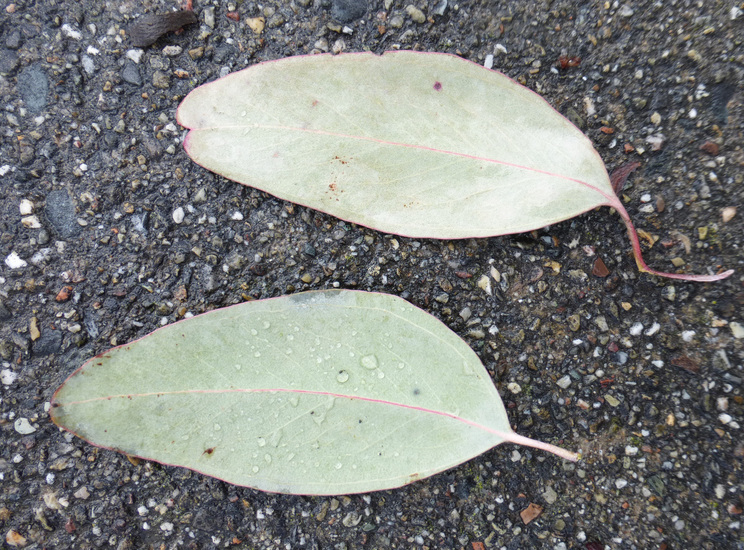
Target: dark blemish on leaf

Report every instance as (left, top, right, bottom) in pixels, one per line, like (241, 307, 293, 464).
(203, 447, 216, 456)
(358, 419, 363, 424)
(312, 100, 319, 107)
(128, 11, 198, 48)
(433, 81, 442, 91)
(412, 388, 421, 396)
(52, 403, 60, 408)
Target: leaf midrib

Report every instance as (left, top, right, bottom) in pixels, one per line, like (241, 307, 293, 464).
(188, 123, 619, 207)
(57, 386, 510, 440)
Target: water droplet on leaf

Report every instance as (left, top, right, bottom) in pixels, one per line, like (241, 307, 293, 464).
(360, 354, 379, 370)
(336, 370, 350, 383)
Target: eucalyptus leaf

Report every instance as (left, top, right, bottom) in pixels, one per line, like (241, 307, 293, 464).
(177, 51, 731, 282)
(51, 290, 576, 495)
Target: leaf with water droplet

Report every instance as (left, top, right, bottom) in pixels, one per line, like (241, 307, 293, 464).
(50, 290, 577, 495)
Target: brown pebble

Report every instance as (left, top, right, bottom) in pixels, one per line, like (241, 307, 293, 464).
(128, 11, 197, 48)
(699, 141, 719, 156)
(592, 257, 610, 278)
(520, 503, 543, 524)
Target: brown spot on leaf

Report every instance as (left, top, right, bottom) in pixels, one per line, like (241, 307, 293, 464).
(433, 81, 442, 91)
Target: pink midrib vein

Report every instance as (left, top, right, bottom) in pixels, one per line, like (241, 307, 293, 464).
(190, 123, 620, 208)
(58, 386, 578, 461)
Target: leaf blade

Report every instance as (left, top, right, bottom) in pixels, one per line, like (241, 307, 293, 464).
(178, 51, 614, 239)
(52, 290, 573, 495)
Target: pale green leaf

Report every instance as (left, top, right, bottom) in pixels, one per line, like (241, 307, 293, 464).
(51, 290, 576, 495)
(177, 51, 731, 282)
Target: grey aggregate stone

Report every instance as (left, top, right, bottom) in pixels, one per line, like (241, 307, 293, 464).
(331, 0, 367, 23)
(44, 189, 80, 239)
(17, 64, 49, 111)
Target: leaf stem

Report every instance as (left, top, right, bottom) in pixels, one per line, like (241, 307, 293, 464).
(610, 199, 733, 282)
(502, 431, 579, 462)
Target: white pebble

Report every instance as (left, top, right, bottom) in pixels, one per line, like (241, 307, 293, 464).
(681, 330, 696, 342)
(615, 479, 628, 489)
(127, 49, 144, 63)
(172, 207, 185, 224)
(19, 199, 34, 215)
(629, 322, 644, 336)
(81, 55, 95, 75)
(1, 369, 18, 385)
(14, 418, 36, 434)
(556, 375, 571, 389)
(644, 322, 660, 336)
(5, 252, 27, 269)
(162, 45, 182, 56)
(625, 445, 639, 456)
(61, 23, 82, 40)
(21, 215, 42, 228)
(160, 522, 174, 532)
(46, 473, 55, 485)
(719, 413, 733, 425)
(507, 382, 521, 394)
(230, 211, 244, 221)
(137, 505, 149, 516)
(484, 54, 494, 69)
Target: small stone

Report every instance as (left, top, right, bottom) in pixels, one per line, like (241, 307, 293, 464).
(172, 207, 185, 224)
(21, 215, 42, 228)
(615, 479, 628, 489)
(567, 314, 581, 332)
(556, 375, 571, 389)
(507, 382, 521, 394)
(300, 273, 313, 284)
(1, 369, 18, 385)
(45, 189, 80, 238)
(700, 141, 719, 155)
(14, 418, 36, 434)
(204, 6, 215, 28)
(18, 64, 49, 112)
(74, 486, 90, 499)
(594, 316, 609, 332)
(730, 322, 744, 339)
(477, 274, 492, 295)
(650, 112, 661, 125)
(687, 49, 702, 63)
(542, 486, 558, 504)
(406, 5, 426, 23)
(661, 286, 676, 302)
(604, 394, 621, 407)
(331, 0, 367, 23)
(4, 252, 27, 269)
(29, 317, 40, 340)
(19, 199, 34, 215)
(5, 530, 27, 548)
(520, 503, 543, 524)
(459, 307, 471, 321)
(152, 70, 170, 89)
(721, 206, 736, 223)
